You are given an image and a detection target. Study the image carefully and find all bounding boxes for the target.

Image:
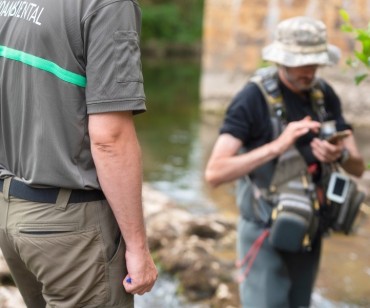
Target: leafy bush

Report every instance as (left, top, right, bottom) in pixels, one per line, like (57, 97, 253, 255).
(340, 9, 370, 169)
(340, 9, 370, 84)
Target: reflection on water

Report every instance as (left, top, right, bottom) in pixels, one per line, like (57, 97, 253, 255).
(136, 58, 215, 214)
(136, 58, 370, 307)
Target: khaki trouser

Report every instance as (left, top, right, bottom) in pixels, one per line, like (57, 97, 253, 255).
(0, 178, 133, 308)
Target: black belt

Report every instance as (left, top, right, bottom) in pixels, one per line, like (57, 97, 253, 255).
(0, 179, 106, 204)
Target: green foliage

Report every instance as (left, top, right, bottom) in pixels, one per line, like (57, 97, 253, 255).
(340, 9, 370, 84)
(140, 1, 204, 45)
(141, 4, 181, 42)
(340, 10, 370, 169)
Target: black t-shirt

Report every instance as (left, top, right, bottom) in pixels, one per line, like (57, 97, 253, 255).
(220, 77, 351, 165)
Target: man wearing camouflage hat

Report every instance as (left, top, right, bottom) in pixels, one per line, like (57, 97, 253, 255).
(205, 16, 364, 307)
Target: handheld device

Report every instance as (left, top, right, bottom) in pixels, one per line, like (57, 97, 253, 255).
(326, 131, 350, 144)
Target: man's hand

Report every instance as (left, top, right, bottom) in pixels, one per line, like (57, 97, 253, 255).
(311, 129, 365, 177)
(310, 137, 345, 163)
(273, 116, 321, 155)
(123, 248, 158, 295)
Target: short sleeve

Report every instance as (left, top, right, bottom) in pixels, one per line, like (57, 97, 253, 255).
(84, 0, 146, 114)
(220, 82, 272, 147)
(322, 81, 352, 131)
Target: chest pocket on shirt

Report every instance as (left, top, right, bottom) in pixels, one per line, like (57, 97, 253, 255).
(113, 31, 143, 83)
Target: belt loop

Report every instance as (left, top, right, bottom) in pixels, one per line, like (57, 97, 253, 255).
(55, 189, 72, 211)
(3, 177, 12, 202)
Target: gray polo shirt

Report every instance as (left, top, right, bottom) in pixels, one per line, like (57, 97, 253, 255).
(0, 0, 146, 189)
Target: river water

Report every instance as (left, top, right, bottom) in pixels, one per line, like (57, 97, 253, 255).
(135, 58, 370, 307)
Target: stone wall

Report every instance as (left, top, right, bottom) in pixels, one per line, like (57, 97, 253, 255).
(201, 0, 370, 125)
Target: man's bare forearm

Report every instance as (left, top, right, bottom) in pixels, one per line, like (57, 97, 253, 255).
(89, 112, 148, 252)
(93, 139, 148, 251)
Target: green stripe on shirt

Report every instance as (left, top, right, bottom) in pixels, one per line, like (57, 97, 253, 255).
(0, 45, 86, 87)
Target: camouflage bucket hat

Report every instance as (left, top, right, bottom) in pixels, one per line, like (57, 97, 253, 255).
(262, 16, 341, 67)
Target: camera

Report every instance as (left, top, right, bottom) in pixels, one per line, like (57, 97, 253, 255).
(320, 120, 336, 140)
(325, 172, 365, 234)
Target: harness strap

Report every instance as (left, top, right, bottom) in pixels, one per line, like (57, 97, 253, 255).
(250, 66, 327, 138)
(250, 67, 285, 140)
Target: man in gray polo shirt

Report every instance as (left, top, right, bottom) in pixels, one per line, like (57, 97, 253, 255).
(0, 0, 157, 307)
